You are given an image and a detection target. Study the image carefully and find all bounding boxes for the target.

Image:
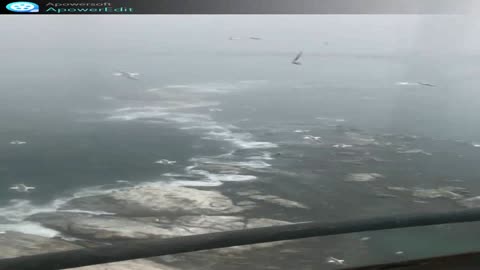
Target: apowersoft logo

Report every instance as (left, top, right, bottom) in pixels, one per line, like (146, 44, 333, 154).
(6, 1, 39, 12)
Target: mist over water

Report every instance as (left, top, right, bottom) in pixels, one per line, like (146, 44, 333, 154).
(2, 15, 480, 267)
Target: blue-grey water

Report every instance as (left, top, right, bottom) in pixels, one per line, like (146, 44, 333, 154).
(2, 50, 480, 267)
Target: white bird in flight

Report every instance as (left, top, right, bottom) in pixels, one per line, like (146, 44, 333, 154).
(303, 135, 321, 142)
(294, 129, 310, 133)
(155, 159, 177, 165)
(418, 82, 435, 87)
(9, 184, 36, 193)
(326, 257, 345, 265)
(396, 81, 435, 87)
(10, 140, 27, 145)
(112, 71, 140, 80)
(292, 51, 303, 65)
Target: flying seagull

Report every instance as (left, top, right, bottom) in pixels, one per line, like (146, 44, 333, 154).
(292, 51, 303, 65)
(10, 140, 27, 145)
(303, 135, 321, 142)
(155, 159, 177, 165)
(9, 184, 36, 193)
(417, 82, 436, 87)
(112, 71, 140, 80)
(326, 257, 345, 265)
(396, 81, 435, 87)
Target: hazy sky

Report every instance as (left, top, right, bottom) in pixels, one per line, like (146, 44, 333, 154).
(1, 15, 479, 54)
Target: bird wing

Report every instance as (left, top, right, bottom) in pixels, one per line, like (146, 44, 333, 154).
(293, 51, 303, 62)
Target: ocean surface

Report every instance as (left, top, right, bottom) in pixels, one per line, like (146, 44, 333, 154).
(2, 50, 480, 266)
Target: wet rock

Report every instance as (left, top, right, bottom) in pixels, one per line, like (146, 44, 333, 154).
(246, 218, 292, 229)
(175, 215, 246, 233)
(0, 231, 81, 259)
(29, 213, 293, 241)
(236, 191, 308, 209)
(61, 195, 149, 217)
(387, 186, 468, 201)
(29, 213, 183, 240)
(62, 186, 244, 216)
(248, 195, 308, 209)
(113, 186, 243, 214)
(68, 259, 176, 270)
(0, 221, 61, 238)
(236, 201, 257, 207)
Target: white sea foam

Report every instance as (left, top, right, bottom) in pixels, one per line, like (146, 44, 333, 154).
(0, 222, 60, 238)
(192, 169, 257, 182)
(160, 160, 260, 187)
(202, 130, 277, 149)
(191, 158, 271, 170)
(397, 149, 432, 156)
(346, 173, 384, 182)
(246, 152, 273, 160)
(234, 141, 278, 149)
(0, 199, 64, 223)
(166, 180, 224, 187)
(0, 183, 125, 238)
(57, 209, 116, 215)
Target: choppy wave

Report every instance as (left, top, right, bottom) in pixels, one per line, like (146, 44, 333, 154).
(0, 184, 125, 237)
(0, 222, 60, 238)
(246, 152, 273, 160)
(0, 199, 62, 223)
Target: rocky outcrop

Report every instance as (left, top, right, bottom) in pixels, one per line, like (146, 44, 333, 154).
(62, 186, 244, 216)
(0, 231, 81, 259)
(29, 212, 292, 241)
(68, 259, 176, 270)
(236, 190, 308, 209)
